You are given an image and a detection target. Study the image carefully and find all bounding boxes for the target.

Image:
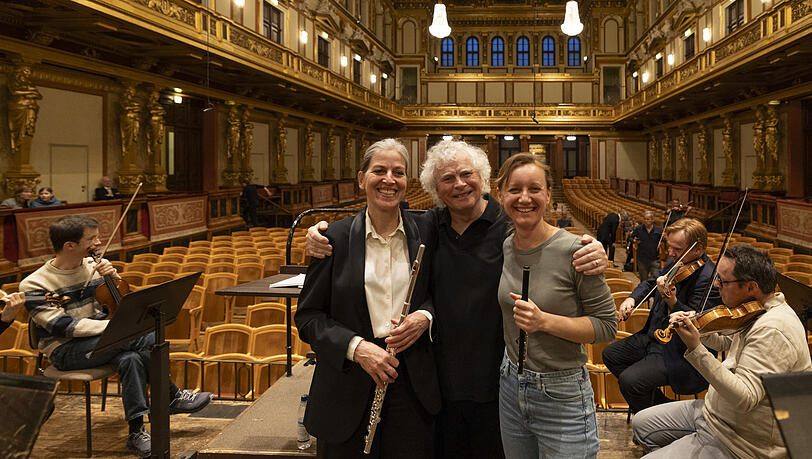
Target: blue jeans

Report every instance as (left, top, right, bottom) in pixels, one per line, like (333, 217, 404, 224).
(49, 332, 171, 422)
(498, 355, 599, 459)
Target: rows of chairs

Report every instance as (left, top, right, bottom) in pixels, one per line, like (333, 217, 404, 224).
(562, 177, 664, 235)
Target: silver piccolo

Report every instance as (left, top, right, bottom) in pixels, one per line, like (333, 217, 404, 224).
(362, 244, 425, 455)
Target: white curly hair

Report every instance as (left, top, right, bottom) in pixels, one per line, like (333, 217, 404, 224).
(419, 139, 491, 208)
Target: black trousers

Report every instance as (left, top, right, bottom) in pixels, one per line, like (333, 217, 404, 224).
(436, 399, 504, 459)
(602, 333, 671, 414)
(322, 362, 434, 459)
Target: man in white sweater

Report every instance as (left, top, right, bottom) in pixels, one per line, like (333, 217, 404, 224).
(632, 244, 811, 458)
(21, 215, 211, 457)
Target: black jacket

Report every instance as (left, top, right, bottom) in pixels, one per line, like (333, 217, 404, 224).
(294, 208, 441, 443)
(597, 212, 620, 243)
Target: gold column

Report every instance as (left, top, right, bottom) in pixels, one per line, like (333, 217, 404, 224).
(222, 105, 241, 187)
(239, 107, 254, 180)
(143, 88, 168, 192)
(359, 133, 369, 170)
(763, 103, 784, 191)
(520, 134, 531, 152)
(720, 115, 738, 187)
(677, 127, 691, 182)
(696, 128, 711, 185)
(300, 121, 316, 182)
(484, 134, 498, 177)
(661, 132, 673, 181)
(342, 130, 354, 179)
(648, 134, 660, 180)
(751, 105, 766, 190)
(3, 62, 42, 195)
(273, 116, 289, 183)
(117, 80, 144, 193)
(324, 125, 336, 180)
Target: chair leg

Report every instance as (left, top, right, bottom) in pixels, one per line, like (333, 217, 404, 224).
(101, 377, 108, 412)
(84, 381, 92, 457)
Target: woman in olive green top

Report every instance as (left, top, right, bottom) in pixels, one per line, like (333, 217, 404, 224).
(496, 153, 617, 459)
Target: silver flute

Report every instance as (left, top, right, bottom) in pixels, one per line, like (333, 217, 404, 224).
(362, 244, 425, 455)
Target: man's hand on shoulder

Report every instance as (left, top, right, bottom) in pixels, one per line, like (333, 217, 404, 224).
(573, 235, 608, 275)
(306, 221, 333, 259)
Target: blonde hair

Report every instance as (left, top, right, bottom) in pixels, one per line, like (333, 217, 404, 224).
(495, 153, 552, 198)
(665, 217, 707, 251)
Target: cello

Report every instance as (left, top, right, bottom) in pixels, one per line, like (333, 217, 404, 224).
(653, 189, 761, 343)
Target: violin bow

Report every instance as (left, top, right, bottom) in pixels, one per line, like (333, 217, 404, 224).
(696, 188, 749, 316)
(627, 240, 698, 317)
(82, 182, 143, 289)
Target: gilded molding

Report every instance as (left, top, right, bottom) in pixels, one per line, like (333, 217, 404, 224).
(342, 131, 354, 180)
(300, 121, 315, 182)
(677, 128, 690, 183)
(324, 126, 336, 180)
(696, 128, 711, 185)
(752, 105, 766, 190)
(661, 133, 673, 181)
(229, 27, 285, 64)
(131, 0, 196, 27)
(791, 0, 811, 22)
(715, 26, 761, 63)
(144, 89, 168, 192)
(648, 134, 659, 180)
(721, 115, 738, 187)
(239, 107, 254, 178)
(273, 116, 289, 184)
(763, 104, 784, 191)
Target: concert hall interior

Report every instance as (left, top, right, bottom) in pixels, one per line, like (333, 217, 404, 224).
(1, 0, 811, 457)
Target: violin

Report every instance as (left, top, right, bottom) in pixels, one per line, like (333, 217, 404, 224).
(90, 250, 130, 319)
(662, 258, 705, 296)
(654, 299, 765, 343)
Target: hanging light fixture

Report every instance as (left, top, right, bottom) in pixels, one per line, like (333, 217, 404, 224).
(429, 2, 451, 38)
(560, 1, 583, 36)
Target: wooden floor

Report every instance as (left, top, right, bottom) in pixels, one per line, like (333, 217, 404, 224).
(31, 394, 644, 458)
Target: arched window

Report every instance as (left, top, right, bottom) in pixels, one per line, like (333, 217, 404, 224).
(516, 36, 530, 66)
(568, 37, 581, 66)
(491, 37, 504, 66)
(441, 37, 454, 66)
(466, 37, 479, 67)
(542, 36, 555, 66)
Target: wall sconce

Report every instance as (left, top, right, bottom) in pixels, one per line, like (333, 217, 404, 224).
(353, 54, 362, 62)
(655, 52, 662, 60)
(642, 72, 650, 83)
(234, 0, 245, 7)
(382, 73, 388, 79)
(667, 54, 674, 65)
(320, 31, 329, 39)
(370, 74, 377, 84)
(173, 95, 182, 104)
(632, 71, 638, 78)
(703, 27, 712, 42)
(684, 29, 692, 37)
(299, 30, 308, 44)
(340, 55, 348, 67)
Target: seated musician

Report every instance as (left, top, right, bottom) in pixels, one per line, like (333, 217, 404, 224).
(1, 291, 25, 335)
(603, 218, 720, 414)
(294, 139, 440, 458)
(21, 215, 211, 458)
(633, 244, 812, 457)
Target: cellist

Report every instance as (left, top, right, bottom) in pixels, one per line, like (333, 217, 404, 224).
(603, 218, 720, 414)
(633, 244, 811, 458)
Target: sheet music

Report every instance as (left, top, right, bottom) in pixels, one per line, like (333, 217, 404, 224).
(270, 274, 305, 288)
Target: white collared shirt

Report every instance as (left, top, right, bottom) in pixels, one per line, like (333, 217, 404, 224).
(345, 210, 432, 360)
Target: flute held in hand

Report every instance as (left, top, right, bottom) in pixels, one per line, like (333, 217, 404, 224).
(518, 266, 530, 375)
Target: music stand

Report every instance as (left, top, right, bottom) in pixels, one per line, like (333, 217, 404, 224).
(0, 373, 57, 458)
(762, 372, 812, 459)
(92, 272, 200, 459)
(777, 273, 812, 333)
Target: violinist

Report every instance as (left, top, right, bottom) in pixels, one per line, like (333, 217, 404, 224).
(0, 290, 26, 335)
(664, 199, 692, 226)
(21, 215, 212, 458)
(632, 245, 812, 458)
(603, 218, 720, 414)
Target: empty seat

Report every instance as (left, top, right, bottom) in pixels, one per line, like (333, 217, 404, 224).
(604, 268, 623, 279)
(789, 254, 812, 264)
(164, 246, 188, 256)
(132, 253, 159, 263)
(606, 278, 635, 293)
(152, 261, 182, 274)
(207, 262, 236, 274)
(785, 263, 812, 274)
(119, 271, 147, 287)
(145, 272, 175, 285)
(246, 302, 288, 327)
(201, 353, 256, 398)
(201, 323, 252, 356)
(249, 324, 300, 358)
(201, 273, 238, 323)
(124, 262, 152, 274)
(167, 305, 204, 352)
(170, 352, 202, 391)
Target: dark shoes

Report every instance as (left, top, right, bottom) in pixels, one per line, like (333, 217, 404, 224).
(169, 389, 213, 414)
(127, 426, 151, 458)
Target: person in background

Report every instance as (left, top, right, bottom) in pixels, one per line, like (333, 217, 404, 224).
(597, 210, 621, 264)
(495, 153, 617, 458)
(631, 211, 663, 281)
(239, 177, 260, 227)
(29, 187, 63, 207)
(557, 210, 573, 228)
(665, 199, 692, 226)
(1, 186, 33, 209)
(94, 176, 121, 201)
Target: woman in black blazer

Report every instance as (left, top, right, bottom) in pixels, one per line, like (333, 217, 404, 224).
(295, 139, 440, 458)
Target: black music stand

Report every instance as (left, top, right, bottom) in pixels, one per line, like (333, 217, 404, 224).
(91, 272, 200, 459)
(762, 372, 812, 459)
(777, 273, 812, 333)
(0, 372, 57, 458)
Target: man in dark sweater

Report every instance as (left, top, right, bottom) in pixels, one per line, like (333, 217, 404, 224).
(631, 210, 662, 281)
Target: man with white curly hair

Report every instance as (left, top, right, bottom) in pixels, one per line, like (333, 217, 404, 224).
(307, 140, 609, 458)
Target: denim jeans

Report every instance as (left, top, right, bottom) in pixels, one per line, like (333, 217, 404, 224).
(49, 332, 173, 422)
(498, 354, 599, 459)
(633, 399, 736, 458)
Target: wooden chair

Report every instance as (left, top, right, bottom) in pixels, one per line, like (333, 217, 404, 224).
(232, 231, 251, 237)
(189, 240, 211, 248)
(211, 241, 232, 249)
(234, 242, 255, 250)
(233, 263, 265, 320)
(201, 353, 256, 398)
(145, 272, 175, 285)
(773, 262, 787, 274)
(612, 291, 632, 310)
(248, 227, 268, 235)
(119, 271, 147, 287)
(235, 248, 259, 257)
(167, 305, 204, 352)
(604, 268, 623, 279)
(751, 242, 774, 251)
(180, 262, 208, 275)
(254, 354, 300, 396)
(246, 302, 288, 327)
(0, 321, 25, 350)
(249, 324, 300, 358)
(0, 348, 37, 375)
(170, 352, 202, 391)
(158, 253, 183, 264)
(785, 263, 812, 274)
(201, 273, 238, 323)
(606, 278, 635, 293)
(789, 254, 812, 264)
(132, 253, 159, 263)
(184, 255, 210, 264)
(770, 254, 790, 265)
(152, 261, 182, 274)
(123, 262, 152, 274)
(622, 309, 649, 334)
(212, 248, 235, 256)
(261, 255, 285, 277)
(211, 255, 236, 265)
(0, 281, 20, 293)
(211, 235, 232, 242)
(587, 331, 632, 366)
(207, 262, 236, 274)
(586, 363, 607, 409)
(163, 246, 188, 256)
(768, 247, 794, 257)
(200, 323, 252, 356)
(110, 261, 126, 273)
(237, 255, 262, 265)
(784, 272, 812, 285)
(188, 247, 212, 256)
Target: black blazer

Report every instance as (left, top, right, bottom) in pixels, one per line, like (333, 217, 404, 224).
(294, 208, 441, 443)
(94, 187, 121, 201)
(596, 212, 620, 243)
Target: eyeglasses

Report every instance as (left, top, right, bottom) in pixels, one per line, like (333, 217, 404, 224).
(714, 273, 747, 287)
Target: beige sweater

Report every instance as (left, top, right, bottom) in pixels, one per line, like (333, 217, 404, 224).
(685, 293, 811, 459)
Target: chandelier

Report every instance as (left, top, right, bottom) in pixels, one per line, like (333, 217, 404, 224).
(429, 2, 451, 38)
(560, 1, 584, 36)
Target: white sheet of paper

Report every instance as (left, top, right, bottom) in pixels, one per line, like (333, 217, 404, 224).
(270, 273, 305, 288)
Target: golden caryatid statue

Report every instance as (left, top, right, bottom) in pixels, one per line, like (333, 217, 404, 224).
(696, 128, 711, 185)
(762, 103, 784, 191)
(677, 128, 691, 182)
(3, 63, 42, 196)
(222, 105, 241, 187)
(300, 121, 316, 182)
(273, 116, 289, 183)
(752, 105, 766, 190)
(661, 134, 673, 181)
(342, 132, 354, 179)
(144, 90, 168, 192)
(324, 126, 336, 180)
(648, 135, 660, 180)
(239, 108, 254, 179)
(117, 81, 143, 193)
(720, 115, 738, 187)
